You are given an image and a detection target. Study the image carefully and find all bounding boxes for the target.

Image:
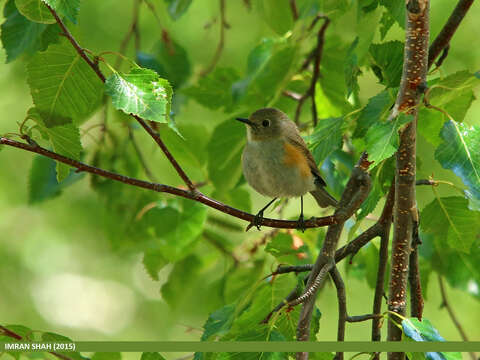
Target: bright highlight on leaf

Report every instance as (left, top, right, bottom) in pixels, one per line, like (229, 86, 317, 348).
(105, 68, 173, 125)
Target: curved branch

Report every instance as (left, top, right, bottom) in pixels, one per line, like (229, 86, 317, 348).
(0, 137, 336, 230)
(45, 4, 197, 192)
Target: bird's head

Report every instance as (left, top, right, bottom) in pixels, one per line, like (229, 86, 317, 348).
(236, 108, 290, 141)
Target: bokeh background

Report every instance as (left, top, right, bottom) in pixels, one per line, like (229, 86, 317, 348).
(0, 0, 479, 358)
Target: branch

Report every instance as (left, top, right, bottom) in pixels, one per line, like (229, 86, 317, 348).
(294, 15, 330, 126)
(0, 137, 336, 230)
(0, 325, 73, 360)
(409, 215, 424, 320)
(387, 2, 429, 359)
(330, 267, 346, 360)
(200, 0, 228, 77)
(372, 184, 394, 348)
(45, 4, 197, 192)
(428, 0, 474, 68)
(289, 0, 299, 21)
(438, 276, 477, 360)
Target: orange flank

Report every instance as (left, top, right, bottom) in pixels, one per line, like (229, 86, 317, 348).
(283, 142, 311, 179)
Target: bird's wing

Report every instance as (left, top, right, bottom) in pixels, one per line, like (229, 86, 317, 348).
(285, 127, 327, 187)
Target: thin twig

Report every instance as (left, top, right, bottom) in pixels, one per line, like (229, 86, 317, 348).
(438, 276, 477, 360)
(0, 137, 336, 230)
(116, 0, 142, 69)
(428, 0, 474, 68)
(289, 0, 299, 21)
(200, 0, 227, 77)
(45, 4, 197, 192)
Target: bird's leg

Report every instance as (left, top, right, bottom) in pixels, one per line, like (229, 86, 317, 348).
(251, 197, 277, 231)
(297, 196, 306, 232)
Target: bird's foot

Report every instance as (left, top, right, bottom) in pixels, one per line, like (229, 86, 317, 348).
(296, 214, 306, 233)
(246, 210, 264, 231)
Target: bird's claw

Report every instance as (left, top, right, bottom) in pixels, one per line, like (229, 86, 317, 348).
(246, 210, 264, 231)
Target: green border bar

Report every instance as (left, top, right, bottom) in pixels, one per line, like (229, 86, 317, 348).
(3, 342, 480, 352)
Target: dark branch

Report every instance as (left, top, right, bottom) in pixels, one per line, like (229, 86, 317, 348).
(45, 4, 197, 192)
(330, 267, 346, 360)
(428, 0, 474, 68)
(409, 214, 424, 320)
(289, 0, 299, 21)
(0, 137, 336, 230)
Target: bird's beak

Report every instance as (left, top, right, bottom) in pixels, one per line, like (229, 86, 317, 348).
(236, 117, 254, 127)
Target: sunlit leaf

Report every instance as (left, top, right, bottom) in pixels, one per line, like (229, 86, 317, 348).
(42, 0, 80, 23)
(105, 68, 173, 124)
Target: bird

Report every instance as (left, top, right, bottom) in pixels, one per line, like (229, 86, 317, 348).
(236, 107, 338, 231)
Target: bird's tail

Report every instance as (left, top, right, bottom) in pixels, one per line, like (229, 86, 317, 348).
(310, 187, 338, 208)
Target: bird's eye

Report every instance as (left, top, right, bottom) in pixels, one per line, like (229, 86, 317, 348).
(262, 119, 270, 127)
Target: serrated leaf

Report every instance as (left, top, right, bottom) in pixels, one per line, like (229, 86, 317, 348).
(1, 0, 58, 62)
(15, 0, 54, 23)
(201, 304, 236, 341)
(137, 37, 191, 89)
(164, 0, 192, 20)
(370, 41, 404, 88)
(365, 113, 411, 167)
(419, 71, 480, 146)
(435, 121, 480, 200)
(183, 67, 240, 111)
(141, 353, 166, 360)
(402, 318, 462, 360)
(42, 0, 80, 23)
(265, 232, 307, 265)
(306, 117, 345, 164)
(142, 251, 168, 281)
(379, 0, 405, 29)
(207, 119, 245, 192)
(105, 68, 173, 125)
(27, 41, 103, 125)
(421, 196, 480, 253)
(379, 9, 395, 39)
(141, 199, 207, 261)
(256, 0, 293, 35)
(353, 89, 395, 138)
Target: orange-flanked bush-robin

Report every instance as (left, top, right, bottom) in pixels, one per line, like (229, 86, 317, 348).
(237, 108, 337, 230)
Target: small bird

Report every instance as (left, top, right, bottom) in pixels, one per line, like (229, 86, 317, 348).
(237, 108, 337, 231)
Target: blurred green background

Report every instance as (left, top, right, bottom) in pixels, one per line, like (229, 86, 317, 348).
(0, 0, 479, 358)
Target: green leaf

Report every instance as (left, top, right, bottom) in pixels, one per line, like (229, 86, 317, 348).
(306, 117, 345, 164)
(28, 155, 83, 203)
(141, 199, 207, 261)
(421, 196, 480, 253)
(365, 113, 411, 167)
(183, 67, 240, 111)
(27, 41, 103, 125)
(141, 353, 166, 360)
(207, 119, 245, 192)
(265, 232, 307, 264)
(28, 108, 83, 181)
(370, 41, 404, 88)
(344, 37, 360, 97)
(353, 89, 395, 138)
(42, 0, 80, 23)
(142, 251, 168, 281)
(200, 304, 236, 341)
(91, 354, 122, 360)
(15, 0, 55, 23)
(435, 121, 480, 200)
(256, 0, 294, 35)
(137, 37, 191, 89)
(105, 68, 173, 125)
(41, 332, 85, 360)
(402, 318, 462, 360)
(233, 38, 297, 107)
(419, 71, 480, 146)
(380, 0, 405, 29)
(1, 0, 58, 62)
(164, 0, 192, 20)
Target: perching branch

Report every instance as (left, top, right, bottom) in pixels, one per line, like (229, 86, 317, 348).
(200, 0, 228, 77)
(45, 4, 197, 192)
(0, 325, 73, 360)
(0, 137, 336, 230)
(428, 0, 475, 68)
(387, 2, 429, 359)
